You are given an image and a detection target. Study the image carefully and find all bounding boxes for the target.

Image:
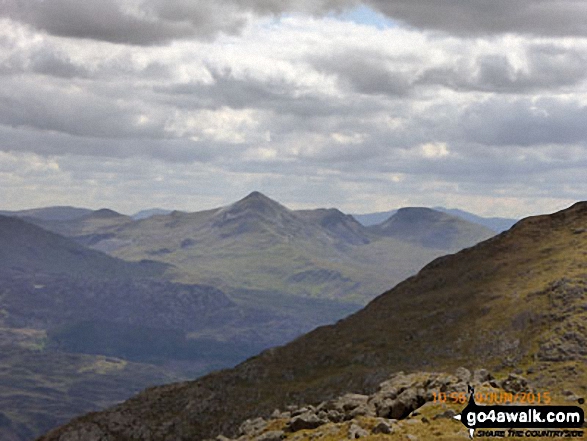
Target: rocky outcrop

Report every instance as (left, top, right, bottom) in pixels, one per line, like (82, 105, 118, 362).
(208, 368, 534, 441)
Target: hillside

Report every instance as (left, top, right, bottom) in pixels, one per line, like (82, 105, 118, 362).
(0, 206, 93, 221)
(39, 202, 587, 440)
(0, 215, 359, 440)
(0, 215, 166, 279)
(23, 193, 495, 305)
(434, 207, 518, 233)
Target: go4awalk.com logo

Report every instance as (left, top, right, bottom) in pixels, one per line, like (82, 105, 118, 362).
(453, 387, 585, 438)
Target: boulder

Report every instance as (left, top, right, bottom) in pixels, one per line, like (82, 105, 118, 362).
(348, 423, 368, 439)
(239, 418, 267, 437)
(372, 420, 392, 434)
(255, 430, 285, 441)
(287, 413, 326, 432)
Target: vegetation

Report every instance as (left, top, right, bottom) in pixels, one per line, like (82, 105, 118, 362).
(39, 202, 587, 441)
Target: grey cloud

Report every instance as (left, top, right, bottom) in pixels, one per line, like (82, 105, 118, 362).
(419, 44, 587, 93)
(2, 0, 355, 45)
(0, 124, 217, 163)
(28, 48, 89, 78)
(461, 98, 587, 147)
(367, 0, 587, 37)
(0, 78, 167, 139)
(154, 67, 387, 119)
(2, 0, 244, 45)
(308, 51, 412, 96)
(3, 0, 587, 45)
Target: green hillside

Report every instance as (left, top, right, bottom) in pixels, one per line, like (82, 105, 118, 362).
(39, 202, 587, 440)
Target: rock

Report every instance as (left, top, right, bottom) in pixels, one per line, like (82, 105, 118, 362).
(433, 409, 456, 420)
(455, 367, 471, 383)
(348, 423, 368, 439)
(346, 404, 374, 419)
(406, 435, 419, 441)
(500, 374, 528, 393)
(389, 388, 425, 420)
(287, 413, 326, 432)
(338, 394, 369, 411)
(291, 407, 310, 417)
(326, 410, 344, 423)
(369, 394, 395, 418)
(256, 430, 285, 441)
(472, 369, 492, 385)
(239, 417, 267, 437)
(372, 421, 392, 434)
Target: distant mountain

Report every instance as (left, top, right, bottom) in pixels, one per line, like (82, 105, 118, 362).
(296, 208, 370, 245)
(131, 208, 173, 220)
(434, 206, 518, 232)
(41, 202, 587, 440)
(352, 206, 518, 233)
(0, 215, 164, 279)
(350, 209, 396, 226)
(0, 206, 92, 221)
(369, 207, 495, 250)
(24, 192, 495, 305)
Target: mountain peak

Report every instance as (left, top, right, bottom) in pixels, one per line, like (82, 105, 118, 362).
(392, 207, 449, 222)
(86, 208, 125, 219)
(374, 206, 494, 250)
(211, 192, 298, 236)
(227, 192, 286, 214)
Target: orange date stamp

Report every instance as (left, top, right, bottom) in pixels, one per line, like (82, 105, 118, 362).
(432, 391, 552, 405)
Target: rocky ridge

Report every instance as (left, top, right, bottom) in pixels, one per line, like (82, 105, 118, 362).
(210, 369, 570, 441)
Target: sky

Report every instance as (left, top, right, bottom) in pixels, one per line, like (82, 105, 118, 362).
(0, 0, 586, 218)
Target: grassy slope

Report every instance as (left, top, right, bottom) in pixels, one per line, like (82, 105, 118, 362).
(0, 215, 164, 279)
(40, 202, 587, 440)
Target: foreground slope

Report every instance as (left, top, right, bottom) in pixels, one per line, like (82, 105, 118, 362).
(40, 202, 587, 440)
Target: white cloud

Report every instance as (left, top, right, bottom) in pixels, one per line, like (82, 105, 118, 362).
(420, 142, 449, 159)
(0, 7, 586, 217)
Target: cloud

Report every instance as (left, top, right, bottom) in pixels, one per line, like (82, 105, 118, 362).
(418, 42, 587, 93)
(461, 98, 587, 147)
(0, 12, 586, 217)
(3, 0, 587, 46)
(367, 0, 587, 37)
(1, 0, 357, 45)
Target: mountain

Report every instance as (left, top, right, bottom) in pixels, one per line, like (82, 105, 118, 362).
(0, 206, 93, 221)
(352, 206, 518, 233)
(350, 209, 397, 226)
(131, 208, 173, 220)
(39, 202, 587, 440)
(296, 208, 370, 245)
(434, 207, 518, 233)
(0, 215, 342, 440)
(0, 215, 165, 279)
(370, 207, 496, 250)
(20, 192, 494, 306)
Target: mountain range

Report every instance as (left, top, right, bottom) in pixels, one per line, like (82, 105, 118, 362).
(0, 193, 500, 440)
(38, 201, 587, 440)
(19, 192, 496, 306)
